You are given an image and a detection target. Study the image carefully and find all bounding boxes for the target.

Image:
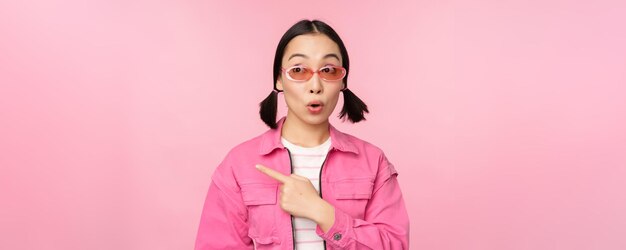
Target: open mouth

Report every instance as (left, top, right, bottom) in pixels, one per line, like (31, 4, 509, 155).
(307, 101, 324, 114)
(307, 100, 324, 107)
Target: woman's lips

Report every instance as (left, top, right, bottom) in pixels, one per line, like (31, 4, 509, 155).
(307, 103, 324, 114)
(307, 100, 323, 106)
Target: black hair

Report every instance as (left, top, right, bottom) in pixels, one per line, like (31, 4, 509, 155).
(259, 19, 369, 129)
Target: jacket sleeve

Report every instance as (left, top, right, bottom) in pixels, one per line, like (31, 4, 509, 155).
(194, 160, 254, 250)
(315, 153, 410, 249)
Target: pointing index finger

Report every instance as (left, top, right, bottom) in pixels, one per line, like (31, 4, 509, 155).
(256, 164, 289, 183)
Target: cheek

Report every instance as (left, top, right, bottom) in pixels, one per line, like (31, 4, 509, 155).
(326, 92, 343, 109)
(283, 82, 304, 94)
(282, 91, 304, 108)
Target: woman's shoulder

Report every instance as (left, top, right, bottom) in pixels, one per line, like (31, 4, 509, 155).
(333, 128, 398, 180)
(212, 129, 271, 178)
(333, 127, 387, 156)
(222, 130, 269, 159)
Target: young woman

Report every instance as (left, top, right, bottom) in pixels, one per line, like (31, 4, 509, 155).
(195, 19, 409, 250)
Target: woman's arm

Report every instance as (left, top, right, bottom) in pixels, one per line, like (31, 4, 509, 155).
(314, 153, 410, 249)
(194, 164, 253, 250)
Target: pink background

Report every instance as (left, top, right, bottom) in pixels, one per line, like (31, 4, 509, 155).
(1, 0, 625, 249)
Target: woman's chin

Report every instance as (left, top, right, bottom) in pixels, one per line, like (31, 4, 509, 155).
(291, 112, 331, 126)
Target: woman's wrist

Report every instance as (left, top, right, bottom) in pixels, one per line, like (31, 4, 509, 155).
(311, 198, 335, 233)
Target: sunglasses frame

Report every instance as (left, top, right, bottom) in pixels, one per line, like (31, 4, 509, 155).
(280, 65, 347, 82)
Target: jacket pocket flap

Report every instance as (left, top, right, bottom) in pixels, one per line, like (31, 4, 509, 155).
(333, 180, 374, 200)
(241, 184, 278, 205)
(249, 235, 282, 245)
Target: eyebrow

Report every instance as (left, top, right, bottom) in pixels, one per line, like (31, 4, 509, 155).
(288, 53, 340, 61)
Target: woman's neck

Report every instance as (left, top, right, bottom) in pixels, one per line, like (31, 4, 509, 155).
(281, 113, 330, 148)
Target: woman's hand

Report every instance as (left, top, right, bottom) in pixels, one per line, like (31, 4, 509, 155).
(256, 164, 335, 232)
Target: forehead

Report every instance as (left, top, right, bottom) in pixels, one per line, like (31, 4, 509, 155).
(283, 33, 342, 63)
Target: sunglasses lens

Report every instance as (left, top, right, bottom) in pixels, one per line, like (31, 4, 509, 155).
(319, 66, 345, 81)
(287, 67, 312, 81)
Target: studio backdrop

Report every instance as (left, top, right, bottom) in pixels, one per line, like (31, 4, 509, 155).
(1, 0, 625, 249)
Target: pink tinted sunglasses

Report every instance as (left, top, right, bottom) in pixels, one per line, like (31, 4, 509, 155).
(281, 65, 347, 82)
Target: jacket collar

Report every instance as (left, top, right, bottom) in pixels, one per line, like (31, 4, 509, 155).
(259, 116, 359, 155)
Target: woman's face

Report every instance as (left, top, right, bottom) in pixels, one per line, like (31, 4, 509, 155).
(276, 33, 345, 126)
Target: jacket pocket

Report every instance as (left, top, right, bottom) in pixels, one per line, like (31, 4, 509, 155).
(240, 183, 279, 240)
(333, 179, 374, 200)
(332, 179, 374, 219)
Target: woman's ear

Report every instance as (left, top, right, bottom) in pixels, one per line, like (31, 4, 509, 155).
(276, 78, 284, 91)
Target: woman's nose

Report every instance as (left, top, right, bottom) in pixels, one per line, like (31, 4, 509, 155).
(309, 73, 323, 94)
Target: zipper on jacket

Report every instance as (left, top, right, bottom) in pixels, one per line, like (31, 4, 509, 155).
(285, 148, 296, 250)
(286, 147, 332, 250)
(318, 148, 332, 250)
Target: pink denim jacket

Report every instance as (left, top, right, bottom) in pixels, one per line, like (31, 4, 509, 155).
(194, 117, 410, 249)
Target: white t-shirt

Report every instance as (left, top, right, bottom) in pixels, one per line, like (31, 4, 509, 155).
(281, 136, 331, 250)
